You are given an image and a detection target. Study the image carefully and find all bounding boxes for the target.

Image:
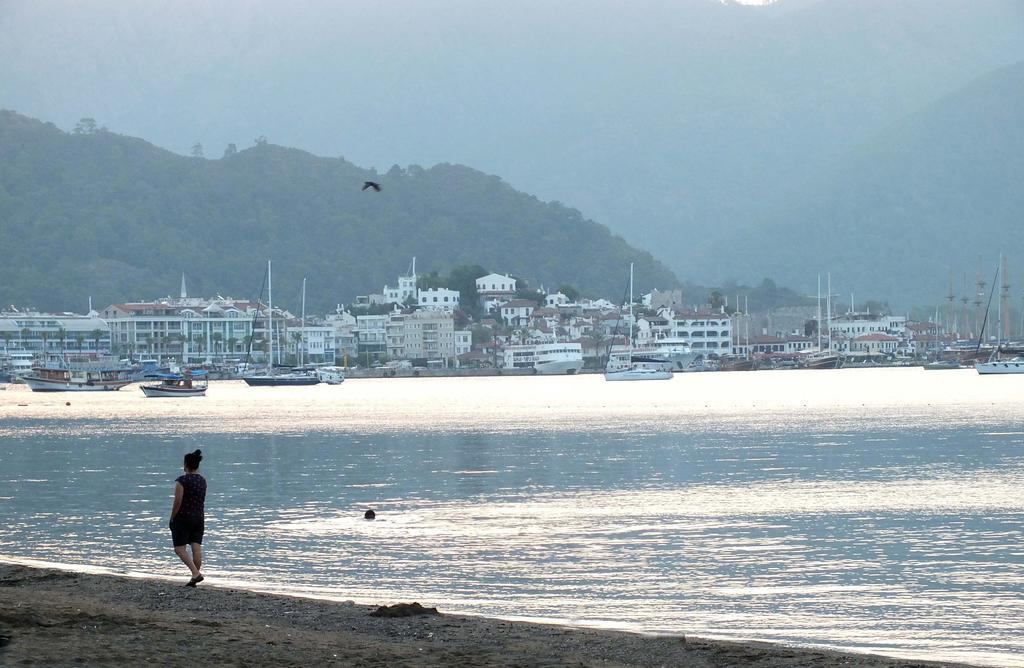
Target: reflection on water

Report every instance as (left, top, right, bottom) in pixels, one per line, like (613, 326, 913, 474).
(1, 368, 1023, 666)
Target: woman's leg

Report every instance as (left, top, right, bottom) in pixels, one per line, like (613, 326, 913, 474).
(174, 545, 200, 578)
(191, 543, 202, 572)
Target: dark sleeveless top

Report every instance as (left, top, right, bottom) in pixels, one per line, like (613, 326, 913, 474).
(175, 473, 207, 521)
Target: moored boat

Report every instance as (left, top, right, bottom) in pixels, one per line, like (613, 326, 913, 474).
(243, 369, 321, 386)
(502, 343, 584, 375)
(140, 370, 208, 397)
(316, 366, 345, 384)
(976, 356, 1024, 375)
(603, 263, 673, 382)
(24, 356, 133, 392)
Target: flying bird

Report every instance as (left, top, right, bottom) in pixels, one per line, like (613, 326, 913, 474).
(362, 181, 381, 192)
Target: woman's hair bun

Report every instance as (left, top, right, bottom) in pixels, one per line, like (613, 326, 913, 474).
(193, 449, 202, 457)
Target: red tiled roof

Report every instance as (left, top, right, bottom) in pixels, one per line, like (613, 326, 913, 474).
(853, 333, 899, 341)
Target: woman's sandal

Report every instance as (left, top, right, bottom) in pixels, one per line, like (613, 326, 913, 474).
(185, 574, 205, 587)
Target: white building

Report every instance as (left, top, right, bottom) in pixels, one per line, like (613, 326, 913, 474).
(0, 310, 111, 356)
(418, 288, 461, 311)
(500, 299, 536, 327)
(827, 312, 907, 353)
(285, 323, 336, 364)
(355, 314, 389, 364)
(829, 312, 907, 339)
(102, 296, 262, 362)
(545, 292, 569, 307)
(454, 330, 472, 359)
(403, 310, 456, 363)
(326, 309, 358, 362)
(476, 273, 517, 312)
(383, 258, 419, 306)
(655, 308, 733, 356)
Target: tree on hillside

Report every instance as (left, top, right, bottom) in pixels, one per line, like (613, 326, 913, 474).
(557, 285, 580, 302)
(73, 118, 97, 134)
(191, 143, 204, 158)
(417, 271, 445, 291)
(446, 265, 487, 318)
(223, 143, 238, 158)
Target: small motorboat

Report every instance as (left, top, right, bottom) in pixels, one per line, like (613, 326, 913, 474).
(141, 370, 208, 397)
(316, 366, 346, 385)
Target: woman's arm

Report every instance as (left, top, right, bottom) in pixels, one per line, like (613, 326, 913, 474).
(170, 481, 183, 521)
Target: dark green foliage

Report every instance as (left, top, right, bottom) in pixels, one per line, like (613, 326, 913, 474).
(0, 112, 678, 313)
(557, 285, 580, 302)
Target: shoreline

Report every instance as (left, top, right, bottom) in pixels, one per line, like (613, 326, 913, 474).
(0, 563, 970, 667)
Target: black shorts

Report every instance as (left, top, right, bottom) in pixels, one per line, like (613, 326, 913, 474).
(170, 516, 204, 547)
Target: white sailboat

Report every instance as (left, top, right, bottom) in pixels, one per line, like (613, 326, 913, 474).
(243, 262, 320, 386)
(604, 263, 673, 381)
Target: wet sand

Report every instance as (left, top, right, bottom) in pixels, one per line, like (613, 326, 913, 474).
(0, 564, 967, 667)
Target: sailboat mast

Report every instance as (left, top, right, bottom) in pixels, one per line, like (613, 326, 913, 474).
(826, 273, 832, 352)
(816, 275, 822, 350)
(628, 262, 634, 351)
(268, 260, 273, 368)
(301, 277, 306, 367)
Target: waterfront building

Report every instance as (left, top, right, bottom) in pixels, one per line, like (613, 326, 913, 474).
(849, 333, 900, 356)
(654, 308, 733, 356)
(418, 288, 461, 311)
(355, 314, 389, 364)
(0, 310, 111, 356)
(101, 297, 263, 362)
(454, 330, 472, 358)
(325, 310, 358, 363)
(402, 309, 457, 364)
(828, 312, 907, 340)
(283, 322, 336, 364)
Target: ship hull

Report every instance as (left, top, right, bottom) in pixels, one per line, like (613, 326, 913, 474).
(25, 377, 132, 392)
(242, 375, 320, 386)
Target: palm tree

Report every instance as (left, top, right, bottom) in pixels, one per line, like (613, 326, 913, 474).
(1, 330, 12, 351)
(57, 327, 67, 353)
(40, 331, 50, 355)
(211, 332, 223, 359)
(227, 337, 238, 356)
(19, 327, 31, 346)
(74, 334, 85, 354)
(90, 329, 104, 354)
(290, 331, 303, 365)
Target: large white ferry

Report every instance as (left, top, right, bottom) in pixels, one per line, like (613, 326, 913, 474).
(502, 343, 584, 375)
(24, 356, 134, 392)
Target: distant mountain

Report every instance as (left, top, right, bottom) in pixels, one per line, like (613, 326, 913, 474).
(0, 111, 677, 313)
(707, 61, 1024, 307)
(2, 0, 1022, 304)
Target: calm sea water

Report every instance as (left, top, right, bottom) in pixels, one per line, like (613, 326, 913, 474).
(1, 368, 1023, 666)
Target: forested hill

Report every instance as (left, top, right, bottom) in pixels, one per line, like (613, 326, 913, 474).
(0, 111, 677, 313)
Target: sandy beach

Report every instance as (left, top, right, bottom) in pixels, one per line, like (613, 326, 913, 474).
(0, 564, 969, 667)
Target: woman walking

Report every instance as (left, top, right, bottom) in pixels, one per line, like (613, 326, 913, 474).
(169, 449, 207, 587)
